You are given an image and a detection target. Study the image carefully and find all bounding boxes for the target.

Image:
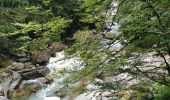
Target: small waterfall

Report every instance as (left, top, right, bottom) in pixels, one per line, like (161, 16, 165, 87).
(28, 51, 84, 100)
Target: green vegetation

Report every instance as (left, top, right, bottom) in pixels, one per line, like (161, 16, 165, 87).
(0, 0, 170, 99)
(154, 85, 170, 100)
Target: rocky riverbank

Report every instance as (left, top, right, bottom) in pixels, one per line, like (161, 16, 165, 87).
(0, 42, 65, 100)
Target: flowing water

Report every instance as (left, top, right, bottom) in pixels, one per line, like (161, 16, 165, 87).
(28, 51, 84, 100)
(28, 1, 120, 100)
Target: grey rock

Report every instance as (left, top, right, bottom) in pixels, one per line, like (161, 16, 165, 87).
(19, 77, 51, 91)
(32, 50, 50, 65)
(9, 73, 22, 91)
(8, 62, 24, 71)
(24, 63, 36, 69)
(19, 67, 50, 80)
(51, 42, 65, 52)
(2, 72, 22, 97)
(38, 67, 50, 76)
(0, 96, 8, 100)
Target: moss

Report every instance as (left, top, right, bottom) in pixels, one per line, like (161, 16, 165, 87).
(0, 58, 14, 68)
(0, 68, 11, 83)
(0, 68, 9, 73)
(154, 85, 170, 100)
(10, 84, 41, 100)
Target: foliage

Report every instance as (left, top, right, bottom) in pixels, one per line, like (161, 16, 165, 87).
(0, 0, 112, 54)
(65, 0, 170, 97)
(117, 0, 170, 52)
(154, 85, 170, 100)
(1, 0, 170, 98)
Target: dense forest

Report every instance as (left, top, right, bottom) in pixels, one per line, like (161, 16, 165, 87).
(0, 0, 170, 100)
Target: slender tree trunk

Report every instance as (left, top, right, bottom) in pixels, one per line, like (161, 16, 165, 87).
(157, 51, 170, 75)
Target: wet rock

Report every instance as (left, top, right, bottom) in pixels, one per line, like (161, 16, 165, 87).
(38, 67, 50, 76)
(36, 77, 49, 84)
(0, 96, 8, 100)
(47, 48, 56, 57)
(19, 67, 50, 80)
(51, 42, 65, 52)
(1, 72, 22, 98)
(30, 42, 64, 65)
(8, 72, 22, 92)
(7, 62, 24, 71)
(45, 76, 54, 84)
(31, 50, 50, 65)
(46, 42, 65, 57)
(19, 80, 43, 89)
(9, 83, 41, 99)
(24, 63, 36, 69)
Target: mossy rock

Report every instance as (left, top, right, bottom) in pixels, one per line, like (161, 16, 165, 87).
(51, 42, 65, 52)
(0, 68, 12, 83)
(0, 68, 10, 73)
(0, 58, 14, 68)
(31, 50, 50, 65)
(9, 84, 41, 100)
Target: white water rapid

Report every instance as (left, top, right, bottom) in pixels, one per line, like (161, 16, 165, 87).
(28, 1, 121, 100)
(28, 51, 84, 100)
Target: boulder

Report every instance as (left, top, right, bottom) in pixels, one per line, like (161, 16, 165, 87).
(24, 63, 36, 69)
(1, 72, 22, 97)
(8, 72, 22, 92)
(51, 42, 65, 52)
(31, 42, 64, 65)
(47, 48, 56, 57)
(19, 77, 50, 89)
(38, 67, 50, 76)
(31, 50, 50, 65)
(7, 62, 24, 71)
(19, 67, 50, 80)
(9, 83, 41, 99)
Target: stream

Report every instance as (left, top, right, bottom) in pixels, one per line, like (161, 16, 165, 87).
(28, 1, 120, 100)
(28, 51, 84, 100)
